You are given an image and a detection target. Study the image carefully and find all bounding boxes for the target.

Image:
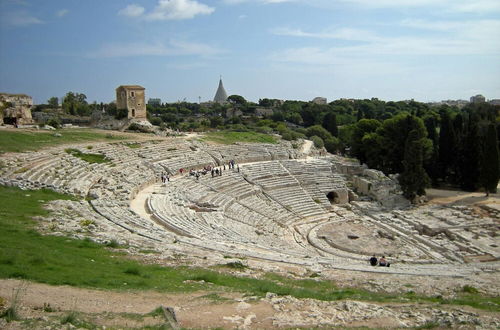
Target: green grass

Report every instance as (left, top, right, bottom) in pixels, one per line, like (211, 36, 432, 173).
(203, 131, 277, 144)
(198, 293, 233, 303)
(65, 148, 110, 164)
(126, 142, 142, 149)
(0, 185, 498, 312)
(0, 129, 127, 153)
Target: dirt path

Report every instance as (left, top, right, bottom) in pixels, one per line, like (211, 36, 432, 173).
(300, 139, 313, 155)
(426, 188, 500, 210)
(130, 183, 158, 220)
(2, 279, 498, 329)
(0, 279, 274, 329)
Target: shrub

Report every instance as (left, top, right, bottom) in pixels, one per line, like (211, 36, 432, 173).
(311, 135, 324, 148)
(79, 219, 95, 227)
(60, 311, 77, 325)
(127, 123, 150, 133)
(105, 239, 120, 248)
(46, 118, 61, 129)
(115, 108, 128, 120)
(256, 126, 273, 134)
(150, 117, 162, 126)
(324, 137, 341, 154)
(462, 285, 479, 293)
(281, 132, 293, 141)
(224, 261, 247, 270)
(123, 267, 141, 276)
(291, 131, 306, 140)
(306, 125, 333, 141)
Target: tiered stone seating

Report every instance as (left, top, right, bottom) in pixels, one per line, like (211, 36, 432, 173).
(157, 150, 215, 174)
(238, 194, 296, 225)
(2, 137, 496, 277)
(91, 198, 167, 242)
(266, 187, 326, 219)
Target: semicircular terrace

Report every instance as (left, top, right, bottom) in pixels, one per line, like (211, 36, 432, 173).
(1, 137, 498, 277)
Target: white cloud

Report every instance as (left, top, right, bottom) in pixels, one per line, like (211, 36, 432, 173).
(450, 0, 500, 13)
(269, 19, 500, 68)
(87, 40, 223, 58)
(1, 11, 43, 27)
(56, 9, 69, 17)
(338, 0, 500, 12)
(271, 27, 378, 41)
(223, 0, 295, 4)
(118, 4, 145, 17)
(118, 0, 214, 20)
(147, 0, 214, 20)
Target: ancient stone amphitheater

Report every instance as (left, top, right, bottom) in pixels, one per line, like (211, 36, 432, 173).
(1, 136, 499, 279)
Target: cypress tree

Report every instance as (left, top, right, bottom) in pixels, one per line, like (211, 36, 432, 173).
(399, 130, 430, 201)
(438, 112, 457, 181)
(322, 112, 338, 137)
(424, 117, 439, 186)
(480, 124, 500, 196)
(459, 118, 481, 191)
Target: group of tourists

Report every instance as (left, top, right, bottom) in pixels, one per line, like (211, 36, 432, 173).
(369, 255, 390, 267)
(160, 172, 170, 183)
(175, 160, 240, 181)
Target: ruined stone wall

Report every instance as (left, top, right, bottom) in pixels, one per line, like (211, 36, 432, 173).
(126, 89, 146, 119)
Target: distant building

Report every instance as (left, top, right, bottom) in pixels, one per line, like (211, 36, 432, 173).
(312, 97, 327, 105)
(147, 98, 161, 107)
(116, 85, 146, 119)
(213, 78, 228, 104)
(428, 99, 469, 109)
(489, 99, 500, 106)
(470, 94, 486, 103)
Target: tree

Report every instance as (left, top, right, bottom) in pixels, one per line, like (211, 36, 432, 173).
(324, 137, 341, 154)
(459, 117, 481, 191)
(306, 125, 333, 142)
(438, 111, 457, 181)
(376, 114, 431, 174)
(399, 130, 430, 201)
(479, 124, 500, 196)
(227, 95, 246, 106)
(322, 112, 338, 137)
(47, 97, 59, 108)
(423, 116, 440, 186)
(62, 92, 88, 116)
(300, 104, 324, 126)
(310, 135, 324, 149)
(350, 119, 381, 164)
(259, 98, 272, 107)
(287, 112, 303, 125)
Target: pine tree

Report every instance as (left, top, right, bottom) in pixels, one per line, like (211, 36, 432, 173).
(399, 130, 430, 201)
(480, 124, 500, 196)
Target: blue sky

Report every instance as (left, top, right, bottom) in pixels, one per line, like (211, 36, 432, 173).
(0, 0, 499, 104)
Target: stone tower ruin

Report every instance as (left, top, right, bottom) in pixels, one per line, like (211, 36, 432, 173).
(116, 85, 146, 120)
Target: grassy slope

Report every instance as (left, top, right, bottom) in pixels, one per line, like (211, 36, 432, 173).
(203, 131, 277, 144)
(0, 185, 498, 312)
(0, 129, 128, 153)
